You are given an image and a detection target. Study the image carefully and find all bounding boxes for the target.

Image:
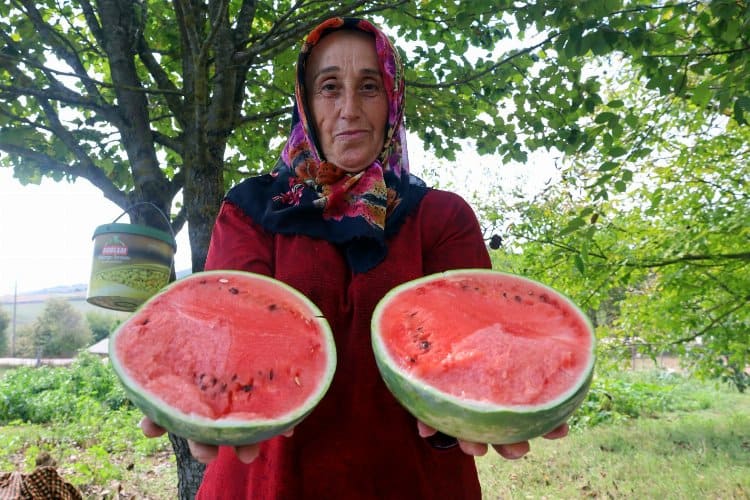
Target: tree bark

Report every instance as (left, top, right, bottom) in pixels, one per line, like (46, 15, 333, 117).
(169, 434, 206, 499)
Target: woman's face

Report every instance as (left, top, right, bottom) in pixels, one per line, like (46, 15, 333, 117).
(305, 30, 388, 174)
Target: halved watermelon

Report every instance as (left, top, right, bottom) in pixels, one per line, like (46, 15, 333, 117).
(371, 269, 595, 444)
(109, 270, 336, 445)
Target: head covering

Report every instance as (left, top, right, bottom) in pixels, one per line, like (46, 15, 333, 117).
(226, 17, 427, 273)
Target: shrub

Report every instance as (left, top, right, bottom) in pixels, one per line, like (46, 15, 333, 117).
(0, 352, 130, 424)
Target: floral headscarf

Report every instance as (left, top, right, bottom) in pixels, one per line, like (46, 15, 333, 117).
(225, 17, 427, 273)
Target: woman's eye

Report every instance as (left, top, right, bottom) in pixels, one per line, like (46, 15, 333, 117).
(362, 82, 381, 93)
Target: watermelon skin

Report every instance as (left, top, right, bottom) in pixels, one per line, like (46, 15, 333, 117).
(109, 270, 336, 446)
(371, 269, 595, 445)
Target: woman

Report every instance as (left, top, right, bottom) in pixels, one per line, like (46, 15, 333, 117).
(143, 17, 566, 498)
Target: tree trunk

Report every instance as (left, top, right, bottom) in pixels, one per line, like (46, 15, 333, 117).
(169, 434, 206, 499)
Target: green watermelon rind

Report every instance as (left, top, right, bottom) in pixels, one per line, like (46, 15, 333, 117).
(371, 269, 596, 445)
(109, 270, 337, 446)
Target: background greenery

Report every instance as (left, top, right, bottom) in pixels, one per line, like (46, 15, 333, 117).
(1, 357, 747, 498)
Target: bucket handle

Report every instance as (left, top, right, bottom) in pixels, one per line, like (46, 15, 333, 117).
(113, 201, 176, 239)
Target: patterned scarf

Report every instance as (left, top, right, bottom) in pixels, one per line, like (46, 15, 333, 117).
(226, 17, 427, 273)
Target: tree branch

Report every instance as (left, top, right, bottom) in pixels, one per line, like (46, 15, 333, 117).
(408, 34, 560, 90)
(668, 297, 750, 346)
(637, 252, 750, 268)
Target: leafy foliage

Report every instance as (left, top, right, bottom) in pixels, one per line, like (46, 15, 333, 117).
(0, 352, 129, 424)
(569, 370, 716, 429)
(0, 356, 171, 493)
(2, 1, 745, 271)
(21, 298, 93, 358)
(85, 310, 122, 343)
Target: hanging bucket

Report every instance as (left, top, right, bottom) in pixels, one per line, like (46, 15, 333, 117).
(86, 202, 176, 312)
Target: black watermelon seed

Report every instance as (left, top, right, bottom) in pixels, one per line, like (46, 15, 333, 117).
(229, 287, 239, 294)
(420, 341, 431, 350)
(268, 304, 278, 311)
(242, 384, 253, 392)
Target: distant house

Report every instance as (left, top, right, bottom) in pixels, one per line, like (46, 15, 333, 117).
(87, 337, 109, 357)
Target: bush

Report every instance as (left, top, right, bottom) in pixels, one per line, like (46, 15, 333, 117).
(569, 369, 720, 429)
(0, 352, 131, 424)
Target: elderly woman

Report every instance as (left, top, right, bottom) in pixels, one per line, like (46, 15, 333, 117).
(143, 17, 566, 498)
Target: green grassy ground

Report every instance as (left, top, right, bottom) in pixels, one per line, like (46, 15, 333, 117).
(1, 367, 747, 498)
(477, 383, 750, 499)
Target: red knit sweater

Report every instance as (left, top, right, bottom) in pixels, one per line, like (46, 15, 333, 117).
(197, 189, 492, 499)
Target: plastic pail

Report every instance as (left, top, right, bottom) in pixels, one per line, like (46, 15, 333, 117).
(86, 205, 176, 311)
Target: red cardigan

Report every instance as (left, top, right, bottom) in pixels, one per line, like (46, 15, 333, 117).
(197, 188, 492, 499)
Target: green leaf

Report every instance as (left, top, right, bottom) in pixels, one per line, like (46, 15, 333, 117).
(595, 112, 618, 124)
(573, 254, 585, 274)
(691, 81, 712, 108)
(733, 96, 750, 125)
(560, 216, 586, 236)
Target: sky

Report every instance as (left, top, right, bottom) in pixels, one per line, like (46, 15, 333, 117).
(0, 168, 191, 297)
(0, 141, 555, 298)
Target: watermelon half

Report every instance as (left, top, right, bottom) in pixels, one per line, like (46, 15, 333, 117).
(371, 269, 595, 445)
(109, 270, 336, 445)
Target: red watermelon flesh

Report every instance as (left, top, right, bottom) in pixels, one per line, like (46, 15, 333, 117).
(110, 271, 336, 444)
(378, 273, 591, 406)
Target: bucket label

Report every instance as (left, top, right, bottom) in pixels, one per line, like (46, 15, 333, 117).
(99, 236, 130, 262)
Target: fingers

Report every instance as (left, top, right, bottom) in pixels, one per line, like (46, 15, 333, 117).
(234, 444, 261, 464)
(492, 441, 530, 460)
(543, 422, 569, 440)
(416, 420, 437, 438)
(457, 440, 488, 457)
(188, 440, 220, 464)
(139, 417, 166, 438)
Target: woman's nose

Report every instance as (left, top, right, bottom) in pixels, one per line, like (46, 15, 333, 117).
(339, 89, 361, 118)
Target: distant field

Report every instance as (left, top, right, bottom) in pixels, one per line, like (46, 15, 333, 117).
(0, 296, 130, 327)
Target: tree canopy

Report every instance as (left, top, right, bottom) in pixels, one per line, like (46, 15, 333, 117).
(2, 1, 748, 265)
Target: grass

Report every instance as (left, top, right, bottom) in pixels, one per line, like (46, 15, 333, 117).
(0, 365, 748, 499)
(477, 375, 750, 499)
(0, 411, 176, 498)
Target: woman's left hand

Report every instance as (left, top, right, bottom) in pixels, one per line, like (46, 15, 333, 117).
(417, 420, 569, 459)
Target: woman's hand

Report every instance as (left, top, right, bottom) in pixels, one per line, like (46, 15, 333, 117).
(139, 416, 291, 464)
(417, 420, 569, 459)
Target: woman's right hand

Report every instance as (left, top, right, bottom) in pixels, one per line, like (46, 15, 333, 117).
(139, 416, 277, 464)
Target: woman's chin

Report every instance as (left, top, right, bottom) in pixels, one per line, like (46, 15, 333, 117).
(328, 154, 379, 174)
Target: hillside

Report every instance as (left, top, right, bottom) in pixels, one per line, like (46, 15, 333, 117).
(0, 269, 191, 327)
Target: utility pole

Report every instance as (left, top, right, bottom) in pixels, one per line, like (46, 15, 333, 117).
(11, 281, 17, 357)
